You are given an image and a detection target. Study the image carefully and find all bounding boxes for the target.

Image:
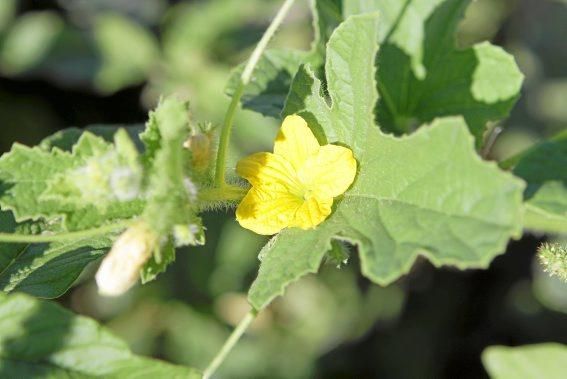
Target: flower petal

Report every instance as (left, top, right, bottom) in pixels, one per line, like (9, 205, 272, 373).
(299, 144, 357, 198)
(274, 115, 320, 171)
(236, 185, 303, 235)
(236, 152, 303, 194)
(291, 196, 333, 230)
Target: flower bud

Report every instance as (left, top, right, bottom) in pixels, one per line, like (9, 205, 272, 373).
(96, 222, 157, 296)
(184, 127, 213, 172)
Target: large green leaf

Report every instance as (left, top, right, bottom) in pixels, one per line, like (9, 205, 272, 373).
(248, 13, 524, 310)
(0, 292, 201, 378)
(482, 344, 567, 379)
(366, 0, 523, 140)
(0, 131, 144, 231)
(224, 0, 342, 118)
(507, 130, 567, 234)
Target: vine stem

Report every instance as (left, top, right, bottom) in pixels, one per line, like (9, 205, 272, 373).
(199, 185, 247, 202)
(0, 220, 131, 243)
(202, 309, 258, 379)
(213, 0, 297, 188)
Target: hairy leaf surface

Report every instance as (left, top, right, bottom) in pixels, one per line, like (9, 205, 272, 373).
(0, 131, 143, 231)
(248, 13, 524, 310)
(139, 97, 205, 281)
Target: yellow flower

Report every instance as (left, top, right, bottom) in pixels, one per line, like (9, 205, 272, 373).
(236, 115, 357, 235)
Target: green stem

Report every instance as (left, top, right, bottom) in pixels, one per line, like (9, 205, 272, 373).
(199, 185, 247, 203)
(213, 0, 297, 188)
(0, 220, 131, 244)
(202, 309, 258, 379)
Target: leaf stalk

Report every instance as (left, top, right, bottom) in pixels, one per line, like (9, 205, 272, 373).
(202, 309, 258, 379)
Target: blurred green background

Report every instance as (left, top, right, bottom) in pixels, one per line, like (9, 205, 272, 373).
(0, 0, 566, 378)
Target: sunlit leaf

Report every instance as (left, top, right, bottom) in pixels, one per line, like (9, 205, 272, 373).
(249, 13, 524, 310)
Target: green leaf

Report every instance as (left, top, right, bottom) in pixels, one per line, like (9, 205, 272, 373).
(249, 14, 525, 310)
(43, 130, 144, 212)
(0, 11, 63, 75)
(310, 0, 343, 63)
(40, 125, 145, 152)
(0, 292, 201, 378)
(348, 0, 523, 140)
(225, 49, 308, 118)
(224, 0, 342, 118)
(94, 13, 159, 93)
(0, 131, 144, 231)
(0, 0, 16, 33)
(0, 210, 112, 299)
(0, 238, 112, 299)
(140, 239, 175, 284)
(139, 97, 205, 281)
(482, 344, 567, 379)
(142, 97, 203, 237)
(508, 130, 567, 234)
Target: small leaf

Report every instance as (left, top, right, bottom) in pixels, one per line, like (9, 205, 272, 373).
(482, 343, 567, 379)
(139, 97, 205, 282)
(0, 292, 201, 378)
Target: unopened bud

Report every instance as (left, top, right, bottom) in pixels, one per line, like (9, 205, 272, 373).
(184, 130, 213, 172)
(96, 223, 157, 296)
(538, 242, 567, 282)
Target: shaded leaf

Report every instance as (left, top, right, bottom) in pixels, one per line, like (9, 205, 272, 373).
(225, 0, 342, 118)
(369, 0, 523, 140)
(0, 292, 201, 378)
(0, 210, 112, 299)
(509, 130, 567, 234)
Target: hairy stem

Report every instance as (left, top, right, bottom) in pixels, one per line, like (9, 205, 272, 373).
(202, 309, 258, 379)
(213, 0, 297, 188)
(0, 220, 131, 243)
(199, 185, 247, 203)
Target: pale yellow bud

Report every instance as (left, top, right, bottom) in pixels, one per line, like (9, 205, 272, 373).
(95, 223, 156, 296)
(184, 131, 213, 172)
